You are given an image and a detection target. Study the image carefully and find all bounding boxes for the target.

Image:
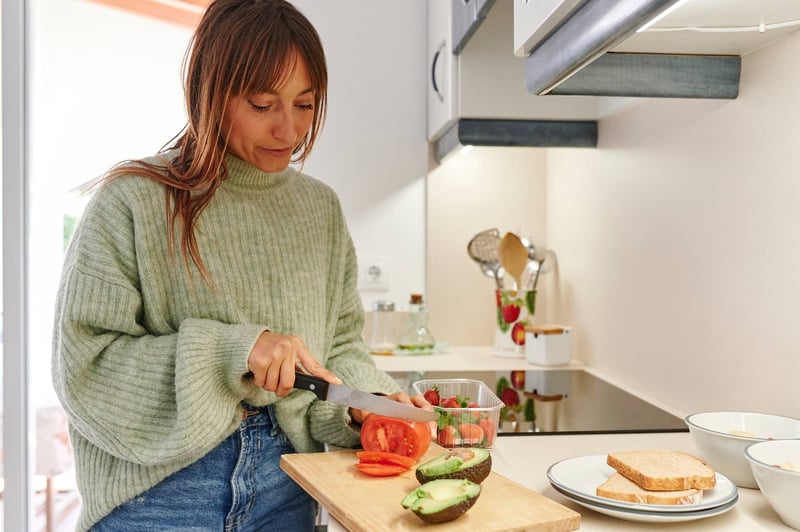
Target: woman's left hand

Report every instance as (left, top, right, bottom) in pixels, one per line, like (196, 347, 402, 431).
(349, 392, 432, 425)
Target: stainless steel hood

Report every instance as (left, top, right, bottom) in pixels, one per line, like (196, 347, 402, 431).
(431, 0, 800, 163)
(523, 0, 800, 98)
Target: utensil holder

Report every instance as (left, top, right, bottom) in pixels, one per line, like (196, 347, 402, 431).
(493, 289, 536, 357)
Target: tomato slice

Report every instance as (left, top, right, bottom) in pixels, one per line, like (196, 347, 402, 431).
(355, 463, 408, 477)
(359, 414, 432, 460)
(356, 451, 416, 469)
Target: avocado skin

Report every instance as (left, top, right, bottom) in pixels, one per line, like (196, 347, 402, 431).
(415, 448, 492, 484)
(401, 479, 482, 524)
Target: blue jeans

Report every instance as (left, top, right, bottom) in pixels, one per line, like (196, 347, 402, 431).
(92, 404, 317, 532)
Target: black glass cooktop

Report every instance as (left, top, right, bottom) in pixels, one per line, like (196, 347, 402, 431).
(416, 369, 689, 436)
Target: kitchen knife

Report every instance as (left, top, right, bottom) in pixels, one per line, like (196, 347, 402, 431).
(294, 372, 438, 422)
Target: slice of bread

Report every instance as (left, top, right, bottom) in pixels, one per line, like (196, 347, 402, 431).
(606, 450, 716, 491)
(597, 473, 703, 505)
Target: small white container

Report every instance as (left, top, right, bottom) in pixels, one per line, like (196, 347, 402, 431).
(525, 325, 571, 366)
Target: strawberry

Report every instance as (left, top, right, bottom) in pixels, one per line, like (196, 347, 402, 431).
(478, 418, 496, 446)
(423, 387, 440, 406)
(502, 304, 521, 323)
(437, 425, 458, 447)
(439, 396, 460, 409)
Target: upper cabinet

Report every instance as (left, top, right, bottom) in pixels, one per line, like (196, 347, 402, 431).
(427, 0, 603, 161)
(427, 0, 459, 141)
(427, 0, 612, 143)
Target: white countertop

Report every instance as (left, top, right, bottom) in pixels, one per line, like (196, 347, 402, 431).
(328, 432, 788, 531)
(323, 348, 792, 530)
(370, 345, 582, 373)
(488, 432, 788, 531)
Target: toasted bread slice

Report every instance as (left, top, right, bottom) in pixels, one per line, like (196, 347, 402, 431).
(606, 450, 716, 491)
(597, 473, 703, 505)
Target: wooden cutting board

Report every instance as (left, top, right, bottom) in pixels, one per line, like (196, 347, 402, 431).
(280, 445, 580, 531)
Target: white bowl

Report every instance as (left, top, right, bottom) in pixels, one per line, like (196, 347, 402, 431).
(685, 411, 800, 488)
(745, 439, 800, 529)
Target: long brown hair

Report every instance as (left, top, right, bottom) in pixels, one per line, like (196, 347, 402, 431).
(103, 0, 328, 285)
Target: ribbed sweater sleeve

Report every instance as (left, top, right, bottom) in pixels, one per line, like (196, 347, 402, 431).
(51, 154, 400, 530)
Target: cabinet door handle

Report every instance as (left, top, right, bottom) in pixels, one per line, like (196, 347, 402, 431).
(431, 42, 445, 103)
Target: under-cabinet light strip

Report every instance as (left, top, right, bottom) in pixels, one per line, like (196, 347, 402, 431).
(644, 19, 800, 33)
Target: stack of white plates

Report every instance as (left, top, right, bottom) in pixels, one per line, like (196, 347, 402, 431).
(547, 455, 739, 524)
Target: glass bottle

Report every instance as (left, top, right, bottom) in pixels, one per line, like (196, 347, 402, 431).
(367, 300, 397, 355)
(398, 293, 436, 352)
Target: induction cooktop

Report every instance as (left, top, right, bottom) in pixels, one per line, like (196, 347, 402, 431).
(416, 369, 689, 436)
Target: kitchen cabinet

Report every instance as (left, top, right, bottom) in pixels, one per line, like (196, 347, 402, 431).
(427, 0, 609, 144)
(427, 0, 458, 141)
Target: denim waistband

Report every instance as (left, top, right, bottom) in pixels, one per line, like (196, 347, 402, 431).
(239, 402, 277, 429)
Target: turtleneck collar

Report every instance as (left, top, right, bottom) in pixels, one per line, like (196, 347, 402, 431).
(223, 153, 296, 191)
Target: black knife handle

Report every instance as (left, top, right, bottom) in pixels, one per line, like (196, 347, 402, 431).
(293, 372, 329, 400)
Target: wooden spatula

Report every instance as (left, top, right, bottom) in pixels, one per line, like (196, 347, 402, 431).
(498, 232, 528, 290)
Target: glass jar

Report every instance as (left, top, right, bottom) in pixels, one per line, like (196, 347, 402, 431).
(397, 293, 436, 352)
(367, 300, 397, 355)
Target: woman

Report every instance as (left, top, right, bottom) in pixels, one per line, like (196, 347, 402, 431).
(51, 1, 429, 530)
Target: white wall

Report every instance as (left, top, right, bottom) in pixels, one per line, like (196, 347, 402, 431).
(426, 21, 800, 420)
(545, 31, 800, 418)
(291, 0, 428, 311)
(28, 0, 427, 406)
(426, 146, 550, 346)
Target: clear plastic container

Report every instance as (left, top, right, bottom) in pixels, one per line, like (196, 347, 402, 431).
(412, 378, 503, 448)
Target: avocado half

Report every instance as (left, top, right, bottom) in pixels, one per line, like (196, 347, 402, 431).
(401, 479, 481, 524)
(415, 447, 492, 484)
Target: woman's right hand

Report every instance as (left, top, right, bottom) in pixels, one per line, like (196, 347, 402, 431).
(246, 331, 341, 397)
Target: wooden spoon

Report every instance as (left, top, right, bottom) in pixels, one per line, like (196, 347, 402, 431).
(498, 232, 528, 290)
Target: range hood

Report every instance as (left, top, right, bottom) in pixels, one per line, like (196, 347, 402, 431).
(430, 0, 800, 163)
(522, 0, 800, 97)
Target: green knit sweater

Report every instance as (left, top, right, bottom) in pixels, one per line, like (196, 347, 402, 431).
(51, 153, 401, 530)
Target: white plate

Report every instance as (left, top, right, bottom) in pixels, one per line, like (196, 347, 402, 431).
(547, 454, 738, 513)
(551, 484, 739, 523)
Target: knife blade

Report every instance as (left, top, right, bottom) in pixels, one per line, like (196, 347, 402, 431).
(293, 372, 438, 422)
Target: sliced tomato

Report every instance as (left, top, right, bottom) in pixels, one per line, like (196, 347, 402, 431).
(360, 414, 432, 460)
(355, 463, 408, 477)
(356, 451, 416, 469)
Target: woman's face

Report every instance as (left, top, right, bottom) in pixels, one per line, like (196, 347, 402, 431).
(222, 56, 316, 173)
